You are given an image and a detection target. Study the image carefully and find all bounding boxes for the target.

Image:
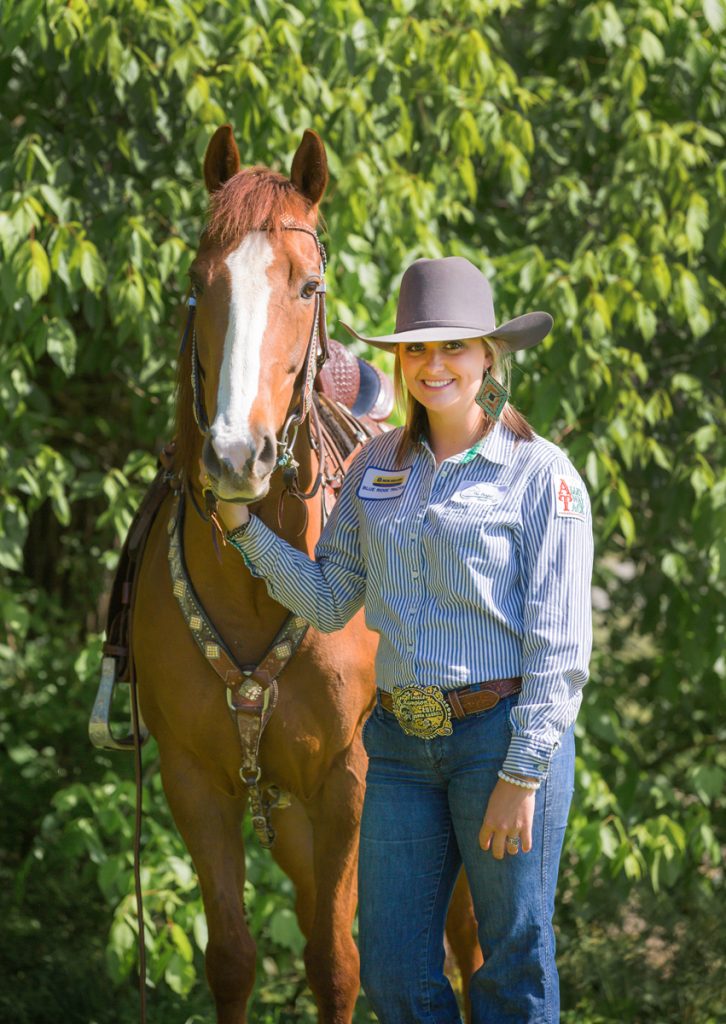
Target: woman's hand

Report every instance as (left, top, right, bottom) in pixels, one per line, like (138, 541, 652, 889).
(216, 500, 250, 532)
(198, 460, 250, 532)
(479, 778, 537, 860)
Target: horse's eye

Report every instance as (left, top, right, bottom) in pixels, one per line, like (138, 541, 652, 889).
(300, 279, 319, 299)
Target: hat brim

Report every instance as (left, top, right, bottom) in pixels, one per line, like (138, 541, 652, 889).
(339, 311, 553, 352)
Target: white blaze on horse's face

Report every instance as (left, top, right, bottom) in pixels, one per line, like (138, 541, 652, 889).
(211, 231, 274, 479)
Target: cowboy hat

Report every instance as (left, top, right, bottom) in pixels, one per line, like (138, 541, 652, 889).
(340, 257, 553, 352)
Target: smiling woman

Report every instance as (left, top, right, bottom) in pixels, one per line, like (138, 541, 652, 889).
(217, 254, 595, 1023)
(393, 335, 534, 467)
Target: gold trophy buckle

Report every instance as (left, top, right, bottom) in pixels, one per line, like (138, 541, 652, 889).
(391, 685, 453, 739)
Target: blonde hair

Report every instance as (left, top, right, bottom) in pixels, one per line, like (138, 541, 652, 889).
(393, 337, 534, 466)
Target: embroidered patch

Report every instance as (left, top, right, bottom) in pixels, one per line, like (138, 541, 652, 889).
(357, 466, 412, 500)
(553, 474, 586, 520)
(451, 482, 507, 506)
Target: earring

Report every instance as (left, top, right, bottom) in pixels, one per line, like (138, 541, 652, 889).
(475, 371, 509, 420)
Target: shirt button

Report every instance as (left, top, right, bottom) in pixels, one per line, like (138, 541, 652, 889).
(412, 571, 419, 579)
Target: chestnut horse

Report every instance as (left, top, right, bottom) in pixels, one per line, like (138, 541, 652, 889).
(131, 125, 481, 1023)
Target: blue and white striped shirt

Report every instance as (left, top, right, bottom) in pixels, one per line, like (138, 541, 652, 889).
(234, 420, 593, 780)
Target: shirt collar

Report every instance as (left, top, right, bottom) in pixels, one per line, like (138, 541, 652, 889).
(419, 419, 515, 467)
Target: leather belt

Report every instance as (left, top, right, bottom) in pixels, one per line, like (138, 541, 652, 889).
(379, 677, 521, 721)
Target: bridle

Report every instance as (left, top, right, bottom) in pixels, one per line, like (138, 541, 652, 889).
(178, 218, 331, 512)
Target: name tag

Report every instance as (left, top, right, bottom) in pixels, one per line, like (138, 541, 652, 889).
(357, 466, 412, 500)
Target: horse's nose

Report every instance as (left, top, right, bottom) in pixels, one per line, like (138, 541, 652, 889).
(207, 428, 277, 481)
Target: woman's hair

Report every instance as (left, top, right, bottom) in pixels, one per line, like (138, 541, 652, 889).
(393, 337, 535, 466)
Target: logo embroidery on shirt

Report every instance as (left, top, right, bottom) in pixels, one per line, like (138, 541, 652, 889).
(357, 466, 412, 500)
(553, 474, 586, 520)
(452, 482, 507, 505)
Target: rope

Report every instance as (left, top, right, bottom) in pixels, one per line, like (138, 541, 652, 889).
(129, 664, 148, 1024)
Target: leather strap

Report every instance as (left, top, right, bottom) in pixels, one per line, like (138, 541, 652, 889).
(379, 678, 521, 720)
(168, 488, 310, 848)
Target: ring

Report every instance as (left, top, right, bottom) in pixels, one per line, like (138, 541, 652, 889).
(505, 834, 520, 849)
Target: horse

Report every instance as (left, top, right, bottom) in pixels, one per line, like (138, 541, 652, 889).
(128, 124, 482, 1023)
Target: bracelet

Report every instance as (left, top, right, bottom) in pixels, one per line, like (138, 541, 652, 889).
(497, 769, 541, 791)
(227, 519, 252, 544)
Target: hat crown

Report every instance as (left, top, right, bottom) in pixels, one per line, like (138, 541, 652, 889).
(395, 257, 496, 334)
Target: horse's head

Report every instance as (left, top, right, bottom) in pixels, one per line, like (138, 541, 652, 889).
(184, 125, 329, 503)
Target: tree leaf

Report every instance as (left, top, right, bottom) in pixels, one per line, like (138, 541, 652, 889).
(79, 240, 107, 292)
(46, 317, 77, 376)
(26, 239, 51, 300)
(703, 0, 725, 33)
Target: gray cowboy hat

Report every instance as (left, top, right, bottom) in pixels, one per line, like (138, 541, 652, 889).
(340, 256, 553, 352)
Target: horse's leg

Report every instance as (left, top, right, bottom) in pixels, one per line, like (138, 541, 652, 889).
(159, 742, 254, 1024)
(445, 869, 484, 1024)
(303, 743, 365, 1023)
(269, 795, 317, 938)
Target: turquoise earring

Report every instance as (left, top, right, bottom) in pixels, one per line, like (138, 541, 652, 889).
(475, 371, 508, 420)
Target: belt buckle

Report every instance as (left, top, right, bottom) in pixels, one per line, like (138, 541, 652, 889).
(391, 685, 453, 739)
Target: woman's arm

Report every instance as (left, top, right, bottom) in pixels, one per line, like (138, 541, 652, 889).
(504, 458, 594, 780)
(205, 453, 369, 633)
(480, 457, 593, 858)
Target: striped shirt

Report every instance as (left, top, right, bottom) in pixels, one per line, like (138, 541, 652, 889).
(233, 420, 593, 780)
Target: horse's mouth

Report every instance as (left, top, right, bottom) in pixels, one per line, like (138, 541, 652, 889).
(209, 473, 271, 505)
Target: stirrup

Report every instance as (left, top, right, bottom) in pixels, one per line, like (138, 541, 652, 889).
(88, 656, 149, 751)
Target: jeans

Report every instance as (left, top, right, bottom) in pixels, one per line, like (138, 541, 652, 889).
(358, 691, 575, 1024)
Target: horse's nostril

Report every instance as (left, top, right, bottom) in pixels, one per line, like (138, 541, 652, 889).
(259, 434, 276, 469)
(202, 438, 222, 478)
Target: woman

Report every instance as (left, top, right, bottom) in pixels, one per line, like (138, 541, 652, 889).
(210, 256, 593, 1023)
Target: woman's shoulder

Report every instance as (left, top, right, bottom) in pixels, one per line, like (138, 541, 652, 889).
(509, 428, 585, 483)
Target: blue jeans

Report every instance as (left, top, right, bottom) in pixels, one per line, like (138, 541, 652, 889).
(358, 692, 575, 1024)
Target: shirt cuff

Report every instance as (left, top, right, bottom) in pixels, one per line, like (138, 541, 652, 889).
(227, 516, 280, 579)
(501, 735, 561, 782)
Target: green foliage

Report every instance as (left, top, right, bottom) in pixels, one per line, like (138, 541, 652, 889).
(1, 0, 724, 1020)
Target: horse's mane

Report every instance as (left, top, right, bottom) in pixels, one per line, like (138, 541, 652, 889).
(174, 167, 315, 481)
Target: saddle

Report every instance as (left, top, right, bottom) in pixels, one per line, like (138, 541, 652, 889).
(315, 337, 393, 421)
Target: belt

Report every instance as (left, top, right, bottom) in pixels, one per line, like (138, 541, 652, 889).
(379, 677, 521, 721)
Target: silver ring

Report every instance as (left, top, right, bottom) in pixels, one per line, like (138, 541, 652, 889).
(505, 834, 520, 848)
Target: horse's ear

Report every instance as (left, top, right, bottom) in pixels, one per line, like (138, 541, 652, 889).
(204, 125, 241, 193)
(290, 130, 328, 206)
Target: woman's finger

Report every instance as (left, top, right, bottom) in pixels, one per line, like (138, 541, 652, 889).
(520, 822, 533, 853)
(504, 832, 521, 857)
(490, 830, 507, 860)
(478, 822, 493, 852)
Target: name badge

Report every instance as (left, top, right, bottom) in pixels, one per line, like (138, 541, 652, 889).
(357, 466, 412, 500)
